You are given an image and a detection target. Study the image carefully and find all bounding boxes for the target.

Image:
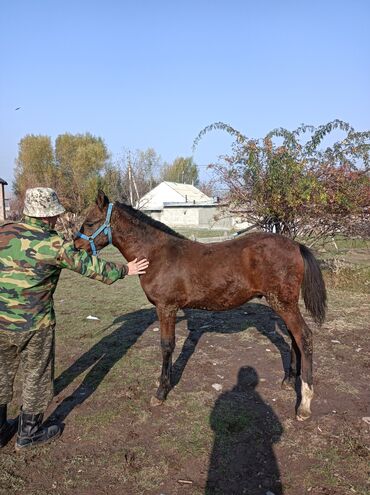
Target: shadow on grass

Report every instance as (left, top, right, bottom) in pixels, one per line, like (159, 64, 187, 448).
(49, 302, 292, 424)
(49, 308, 157, 423)
(172, 302, 291, 389)
(206, 366, 284, 495)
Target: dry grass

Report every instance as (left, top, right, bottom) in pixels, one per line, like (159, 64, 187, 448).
(1, 245, 369, 495)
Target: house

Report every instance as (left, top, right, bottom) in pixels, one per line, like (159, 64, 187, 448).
(0, 178, 8, 221)
(138, 181, 213, 210)
(138, 181, 248, 231)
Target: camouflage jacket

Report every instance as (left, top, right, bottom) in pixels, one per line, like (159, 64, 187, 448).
(0, 216, 127, 332)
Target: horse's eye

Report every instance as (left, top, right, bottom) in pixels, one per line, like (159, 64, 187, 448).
(85, 222, 94, 228)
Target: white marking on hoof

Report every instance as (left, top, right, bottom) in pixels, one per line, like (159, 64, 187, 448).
(297, 380, 313, 420)
(150, 396, 163, 407)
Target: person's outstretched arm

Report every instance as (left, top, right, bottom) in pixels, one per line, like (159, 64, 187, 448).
(56, 240, 148, 284)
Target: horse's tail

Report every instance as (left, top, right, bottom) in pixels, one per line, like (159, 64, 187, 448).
(299, 243, 327, 325)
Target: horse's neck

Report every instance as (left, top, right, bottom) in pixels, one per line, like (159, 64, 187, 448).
(112, 216, 166, 260)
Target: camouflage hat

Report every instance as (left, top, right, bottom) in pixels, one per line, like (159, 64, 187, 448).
(23, 187, 66, 217)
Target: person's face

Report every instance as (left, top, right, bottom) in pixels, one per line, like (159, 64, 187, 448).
(41, 216, 59, 229)
(49, 216, 59, 229)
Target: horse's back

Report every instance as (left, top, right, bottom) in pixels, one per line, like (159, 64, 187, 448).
(202, 231, 303, 300)
(165, 232, 302, 309)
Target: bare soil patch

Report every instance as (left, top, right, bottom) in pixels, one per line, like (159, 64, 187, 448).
(1, 248, 369, 495)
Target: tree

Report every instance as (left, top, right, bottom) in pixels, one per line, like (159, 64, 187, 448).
(198, 179, 217, 198)
(13, 133, 110, 214)
(194, 120, 370, 244)
(118, 148, 162, 205)
(55, 133, 109, 213)
(160, 156, 199, 185)
(13, 135, 57, 198)
(100, 163, 126, 203)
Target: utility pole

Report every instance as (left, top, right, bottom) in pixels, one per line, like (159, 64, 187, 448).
(0, 178, 8, 221)
(132, 169, 140, 205)
(127, 152, 134, 206)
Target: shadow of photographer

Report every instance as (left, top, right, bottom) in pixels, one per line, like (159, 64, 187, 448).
(206, 366, 284, 495)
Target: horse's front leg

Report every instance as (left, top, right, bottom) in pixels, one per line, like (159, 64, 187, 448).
(155, 304, 177, 403)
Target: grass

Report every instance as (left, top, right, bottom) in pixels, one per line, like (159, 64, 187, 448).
(304, 438, 370, 495)
(175, 227, 232, 238)
(95, 446, 170, 493)
(158, 391, 214, 457)
(322, 263, 370, 293)
(0, 457, 25, 494)
(1, 243, 369, 495)
(323, 235, 369, 251)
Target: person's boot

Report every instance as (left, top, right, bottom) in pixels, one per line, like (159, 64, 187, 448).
(15, 411, 61, 451)
(0, 404, 18, 448)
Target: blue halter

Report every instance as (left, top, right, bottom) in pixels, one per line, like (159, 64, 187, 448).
(75, 203, 113, 256)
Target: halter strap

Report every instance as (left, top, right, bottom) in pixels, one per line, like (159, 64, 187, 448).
(75, 203, 113, 256)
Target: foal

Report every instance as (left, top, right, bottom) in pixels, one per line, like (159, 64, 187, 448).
(75, 191, 326, 420)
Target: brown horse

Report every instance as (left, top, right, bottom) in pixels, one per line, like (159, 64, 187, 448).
(75, 191, 326, 421)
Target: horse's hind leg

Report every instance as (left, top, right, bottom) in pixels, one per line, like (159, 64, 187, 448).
(268, 301, 313, 420)
(154, 305, 177, 403)
(281, 334, 300, 390)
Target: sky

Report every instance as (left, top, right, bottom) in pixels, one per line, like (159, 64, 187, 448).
(1, 0, 369, 188)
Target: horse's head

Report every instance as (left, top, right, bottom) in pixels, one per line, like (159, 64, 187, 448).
(74, 190, 113, 255)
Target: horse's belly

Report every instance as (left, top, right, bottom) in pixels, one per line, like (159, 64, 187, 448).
(184, 283, 254, 311)
(142, 266, 258, 310)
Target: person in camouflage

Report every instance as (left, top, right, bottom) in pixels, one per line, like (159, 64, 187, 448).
(0, 187, 149, 450)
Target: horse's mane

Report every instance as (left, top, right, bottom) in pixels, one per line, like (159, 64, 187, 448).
(115, 202, 187, 239)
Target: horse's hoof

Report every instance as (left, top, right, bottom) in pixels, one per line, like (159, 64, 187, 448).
(155, 386, 169, 402)
(296, 409, 311, 421)
(150, 396, 164, 407)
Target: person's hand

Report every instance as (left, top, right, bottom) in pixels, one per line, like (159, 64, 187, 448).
(127, 257, 149, 276)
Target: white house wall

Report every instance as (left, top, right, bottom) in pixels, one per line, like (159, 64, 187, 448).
(160, 206, 239, 230)
(198, 207, 231, 229)
(149, 211, 162, 222)
(162, 207, 200, 227)
(144, 204, 252, 231)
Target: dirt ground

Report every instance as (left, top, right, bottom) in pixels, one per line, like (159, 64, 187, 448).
(0, 248, 369, 495)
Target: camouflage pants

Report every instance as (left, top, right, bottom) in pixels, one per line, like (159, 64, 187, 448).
(0, 326, 55, 414)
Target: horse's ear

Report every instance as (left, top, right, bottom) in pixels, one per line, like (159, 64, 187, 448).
(96, 190, 109, 211)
